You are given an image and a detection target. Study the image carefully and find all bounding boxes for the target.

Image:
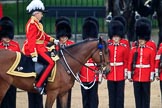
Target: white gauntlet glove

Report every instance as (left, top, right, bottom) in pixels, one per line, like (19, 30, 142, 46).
(127, 71, 132, 79)
(32, 56, 38, 62)
(150, 72, 155, 81)
(124, 69, 128, 79)
(54, 39, 59, 45)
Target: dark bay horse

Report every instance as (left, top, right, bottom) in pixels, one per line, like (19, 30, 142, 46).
(0, 38, 109, 108)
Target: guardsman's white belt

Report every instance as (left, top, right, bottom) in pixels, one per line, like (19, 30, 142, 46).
(110, 62, 123, 66)
(85, 63, 97, 66)
(135, 64, 150, 68)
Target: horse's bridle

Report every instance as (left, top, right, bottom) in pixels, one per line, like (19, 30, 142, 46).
(61, 39, 108, 72)
(59, 39, 109, 89)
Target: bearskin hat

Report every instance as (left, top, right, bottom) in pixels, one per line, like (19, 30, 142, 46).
(55, 16, 72, 39)
(112, 16, 127, 37)
(26, 0, 46, 14)
(0, 16, 14, 40)
(82, 16, 99, 40)
(108, 20, 124, 39)
(135, 17, 151, 41)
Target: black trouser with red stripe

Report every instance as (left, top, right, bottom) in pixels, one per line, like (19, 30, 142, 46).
(27, 92, 43, 108)
(81, 82, 99, 108)
(36, 52, 54, 88)
(133, 81, 151, 108)
(107, 80, 125, 108)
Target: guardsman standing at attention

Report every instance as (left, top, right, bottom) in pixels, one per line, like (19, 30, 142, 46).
(0, 16, 20, 108)
(55, 16, 75, 108)
(127, 17, 155, 108)
(154, 37, 162, 105)
(80, 16, 99, 108)
(106, 20, 129, 108)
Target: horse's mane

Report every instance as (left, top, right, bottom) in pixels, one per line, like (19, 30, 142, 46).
(63, 38, 108, 54)
(65, 38, 99, 49)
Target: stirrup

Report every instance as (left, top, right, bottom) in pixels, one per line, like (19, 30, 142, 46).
(33, 84, 45, 95)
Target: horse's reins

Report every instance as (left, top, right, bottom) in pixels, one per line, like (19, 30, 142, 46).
(62, 48, 98, 71)
(59, 40, 107, 89)
(60, 49, 97, 90)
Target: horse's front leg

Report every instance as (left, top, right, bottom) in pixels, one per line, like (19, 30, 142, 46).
(45, 91, 57, 108)
(59, 92, 69, 108)
(0, 77, 10, 105)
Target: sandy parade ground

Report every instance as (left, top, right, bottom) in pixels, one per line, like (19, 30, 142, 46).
(16, 79, 162, 108)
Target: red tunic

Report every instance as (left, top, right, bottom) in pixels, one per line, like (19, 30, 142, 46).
(106, 41, 129, 81)
(155, 43, 162, 80)
(127, 45, 155, 82)
(22, 16, 55, 88)
(0, 40, 20, 52)
(0, 3, 3, 18)
(132, 40, 156, 53)
(22, 16, 54, 57)
(55, 40, 75, 51)
(80, 58, 98, 82)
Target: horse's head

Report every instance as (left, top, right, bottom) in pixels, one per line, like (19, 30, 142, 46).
(90, 37, 110, 72)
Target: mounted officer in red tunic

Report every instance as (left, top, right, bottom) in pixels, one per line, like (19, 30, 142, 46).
(22, 0, 59, 94)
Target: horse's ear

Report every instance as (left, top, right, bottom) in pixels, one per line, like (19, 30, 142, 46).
(98, 37, 103, 49)
(99, 37, 102, 44)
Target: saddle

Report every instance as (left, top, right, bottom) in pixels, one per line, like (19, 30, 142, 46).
(7, 50, 59, 82)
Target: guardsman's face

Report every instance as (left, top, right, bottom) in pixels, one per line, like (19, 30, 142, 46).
(59, 36, 68, 44)
(138, 39, 146, 46)
(1, 37, 10, 44)
(112, 35, 121, 43)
